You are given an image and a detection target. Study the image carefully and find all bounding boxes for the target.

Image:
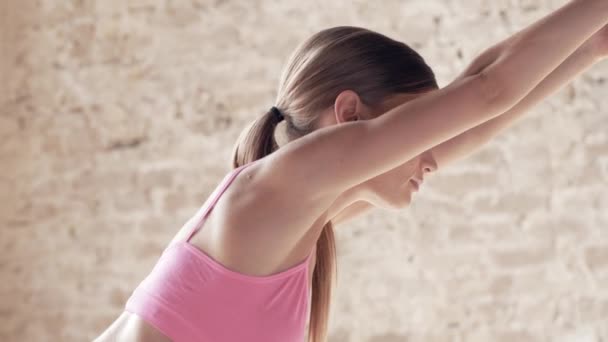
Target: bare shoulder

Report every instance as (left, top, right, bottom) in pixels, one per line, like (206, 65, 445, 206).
(188, 158, 335, 277)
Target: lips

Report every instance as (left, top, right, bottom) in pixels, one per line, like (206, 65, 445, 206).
(409, 179, 419, 191)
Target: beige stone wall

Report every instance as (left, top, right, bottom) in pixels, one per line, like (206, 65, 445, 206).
(2, 0, 607, 341)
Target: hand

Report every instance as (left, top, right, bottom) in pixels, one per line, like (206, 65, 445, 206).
(587, 23, 608, 60)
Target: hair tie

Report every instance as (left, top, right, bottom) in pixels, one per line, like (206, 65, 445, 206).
(270, 106, 284, 122)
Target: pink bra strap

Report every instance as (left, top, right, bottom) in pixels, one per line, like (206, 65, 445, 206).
(185, 162, 254, 242)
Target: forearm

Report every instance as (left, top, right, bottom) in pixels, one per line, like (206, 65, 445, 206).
(468, 42, 601, 145)
(483, 0, 608, 108)
(432, 42, 601, 169)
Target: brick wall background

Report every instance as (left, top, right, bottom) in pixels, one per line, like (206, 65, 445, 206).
(2, 0, 607, 341)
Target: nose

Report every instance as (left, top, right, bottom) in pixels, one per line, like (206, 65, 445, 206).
(421, 151, 438, 174)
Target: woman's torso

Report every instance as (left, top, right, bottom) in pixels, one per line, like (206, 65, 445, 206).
(95, 161, 326, 342)
(96, 253, 318, 342)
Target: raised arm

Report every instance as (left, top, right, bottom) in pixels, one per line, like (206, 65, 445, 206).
(431, 26, 604, 170)
(482, 0, 608, 106)
(263, 0, 608, 202)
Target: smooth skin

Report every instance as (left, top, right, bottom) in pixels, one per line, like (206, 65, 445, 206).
(254, 0, 608, 256)
(331, 23, 607, 227)
(96, 1, 608, 340)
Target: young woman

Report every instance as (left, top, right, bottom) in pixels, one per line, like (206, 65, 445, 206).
(95, 1, 608, 341)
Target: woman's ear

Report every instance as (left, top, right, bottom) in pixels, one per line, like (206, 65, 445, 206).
(334, 90, 364, 123)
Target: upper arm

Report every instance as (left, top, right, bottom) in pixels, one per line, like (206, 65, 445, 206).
(263, 70, 508, 201)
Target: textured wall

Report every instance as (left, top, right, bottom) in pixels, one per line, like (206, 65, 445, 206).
(2, 0, 608, 341)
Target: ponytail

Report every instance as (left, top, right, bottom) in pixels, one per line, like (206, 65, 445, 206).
(232, 107, 283, 168)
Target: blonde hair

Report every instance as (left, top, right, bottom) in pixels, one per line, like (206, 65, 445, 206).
(231, 26, 438, 342)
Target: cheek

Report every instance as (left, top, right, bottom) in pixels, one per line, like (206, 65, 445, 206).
(374, 173, 404, 192)
(390, 164, 412, 183)
(405, 162, 417, 174)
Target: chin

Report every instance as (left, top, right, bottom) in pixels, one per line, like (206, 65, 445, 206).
(381, 194, 413, 211)
(398, 187, 415, 204)
(367, 187, 414, 210)
(396, 197, 412, 209)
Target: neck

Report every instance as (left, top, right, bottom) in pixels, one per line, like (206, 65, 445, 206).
(323, 185, 370, 225)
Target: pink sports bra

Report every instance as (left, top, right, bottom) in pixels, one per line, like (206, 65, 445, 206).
(125, 161, 314, 341)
